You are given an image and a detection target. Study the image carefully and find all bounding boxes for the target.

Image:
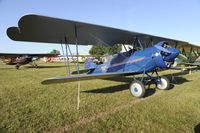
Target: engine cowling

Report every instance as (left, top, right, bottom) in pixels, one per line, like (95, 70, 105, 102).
(154, 41, 179, 68)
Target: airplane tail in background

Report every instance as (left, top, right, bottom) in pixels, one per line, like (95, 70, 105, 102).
(84, 58, 97, 69)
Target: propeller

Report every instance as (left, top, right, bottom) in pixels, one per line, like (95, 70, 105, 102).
(154, 42, 180, 68)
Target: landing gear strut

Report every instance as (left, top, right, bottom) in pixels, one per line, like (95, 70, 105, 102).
(16, 64, 20, 69)
(129, 70, 170, 98)
(34, 64, 38, 68)
(30, 61, 38, 68)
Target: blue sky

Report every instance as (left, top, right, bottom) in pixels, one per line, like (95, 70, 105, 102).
(0, 0, 200, 54)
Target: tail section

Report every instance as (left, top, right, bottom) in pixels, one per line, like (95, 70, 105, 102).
(84, 58, 97, 69)
(71, 58, 97, 74)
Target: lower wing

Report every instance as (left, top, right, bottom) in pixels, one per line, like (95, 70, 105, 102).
(42, 71, 137, 85)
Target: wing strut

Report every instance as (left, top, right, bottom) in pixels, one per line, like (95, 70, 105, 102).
(61, 25, 81, 110)
(189, 47, 193, 63)
(146, 38, 154, 48)
(64, 37, 71, 76)
(150, 38, 154, 47)
(75, 25, 81, 110)
(137, 37, 144, 50)
(122, 44, 128, 52)
(133, 37, 143, 50)
(60, 40, 70, 75)
(175, 41, 178, 48)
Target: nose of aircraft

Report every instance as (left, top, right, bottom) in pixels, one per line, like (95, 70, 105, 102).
(163, 47, 179, 62)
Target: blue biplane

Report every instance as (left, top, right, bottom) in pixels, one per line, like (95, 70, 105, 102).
(8, 14, 196, 98)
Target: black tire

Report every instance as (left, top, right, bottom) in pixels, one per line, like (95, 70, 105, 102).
(156, 76, 170, 90)
(130, 80, 145, 98)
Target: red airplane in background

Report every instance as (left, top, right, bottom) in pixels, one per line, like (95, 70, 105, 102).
(0, 53, 58, 69)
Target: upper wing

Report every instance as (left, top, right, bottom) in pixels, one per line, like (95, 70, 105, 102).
(42, 71, 138, 84)
(0, 53, 58, 57)
(7, 14, 191, 47)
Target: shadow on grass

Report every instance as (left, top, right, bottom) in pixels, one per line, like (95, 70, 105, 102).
(82, 84, 157, 98)
(82, 71, 191, 98)
(102, 71, 191, 85)
(165, 71, 192, 85)
(169, 76, 191, 85)
(82, 84, 129, 93)
(144, 88, 156, 97)
(194, 123, 200, 133)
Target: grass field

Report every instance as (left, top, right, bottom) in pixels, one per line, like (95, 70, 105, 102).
(1, 61, 200, 133)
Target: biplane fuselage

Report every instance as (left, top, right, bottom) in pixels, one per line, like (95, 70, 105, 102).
(7, 14, 197, 98)
(85, 42, 179, 75)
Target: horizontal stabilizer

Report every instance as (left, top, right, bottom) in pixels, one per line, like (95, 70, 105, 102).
(42, 71, 137, 85)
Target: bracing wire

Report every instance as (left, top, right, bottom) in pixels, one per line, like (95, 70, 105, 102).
(60, 40, 68, 75)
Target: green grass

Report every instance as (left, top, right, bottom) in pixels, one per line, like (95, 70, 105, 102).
(0, 61, 200, 133)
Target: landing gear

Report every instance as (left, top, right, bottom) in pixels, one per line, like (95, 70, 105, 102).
(15, 64, 20, 69)
(156, 76, 170, 90)
(130, 80, 145, 98)
(35, 64, 38, 68)
(129, 70, 170, 98)
(30, 61, 38, 68)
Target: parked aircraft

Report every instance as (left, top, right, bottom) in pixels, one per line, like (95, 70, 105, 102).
(176, 44, 200, 67)
(0, 53, 58, 69)
(6, 14, 199, 97)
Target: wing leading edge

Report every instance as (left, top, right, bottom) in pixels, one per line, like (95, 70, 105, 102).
(42, 71, 138, 85)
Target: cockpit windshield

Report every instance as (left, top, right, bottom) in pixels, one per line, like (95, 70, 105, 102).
(162, 42, 172, 48)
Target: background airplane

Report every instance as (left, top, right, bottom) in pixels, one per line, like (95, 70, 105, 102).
(0, 53, 58, 69)
(178, 44, 200, 66)
(171, 44, 200, 71)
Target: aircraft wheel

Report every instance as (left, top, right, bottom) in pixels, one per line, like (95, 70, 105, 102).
(156, 76, 170, 90)
(130, 80, 145, 98)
